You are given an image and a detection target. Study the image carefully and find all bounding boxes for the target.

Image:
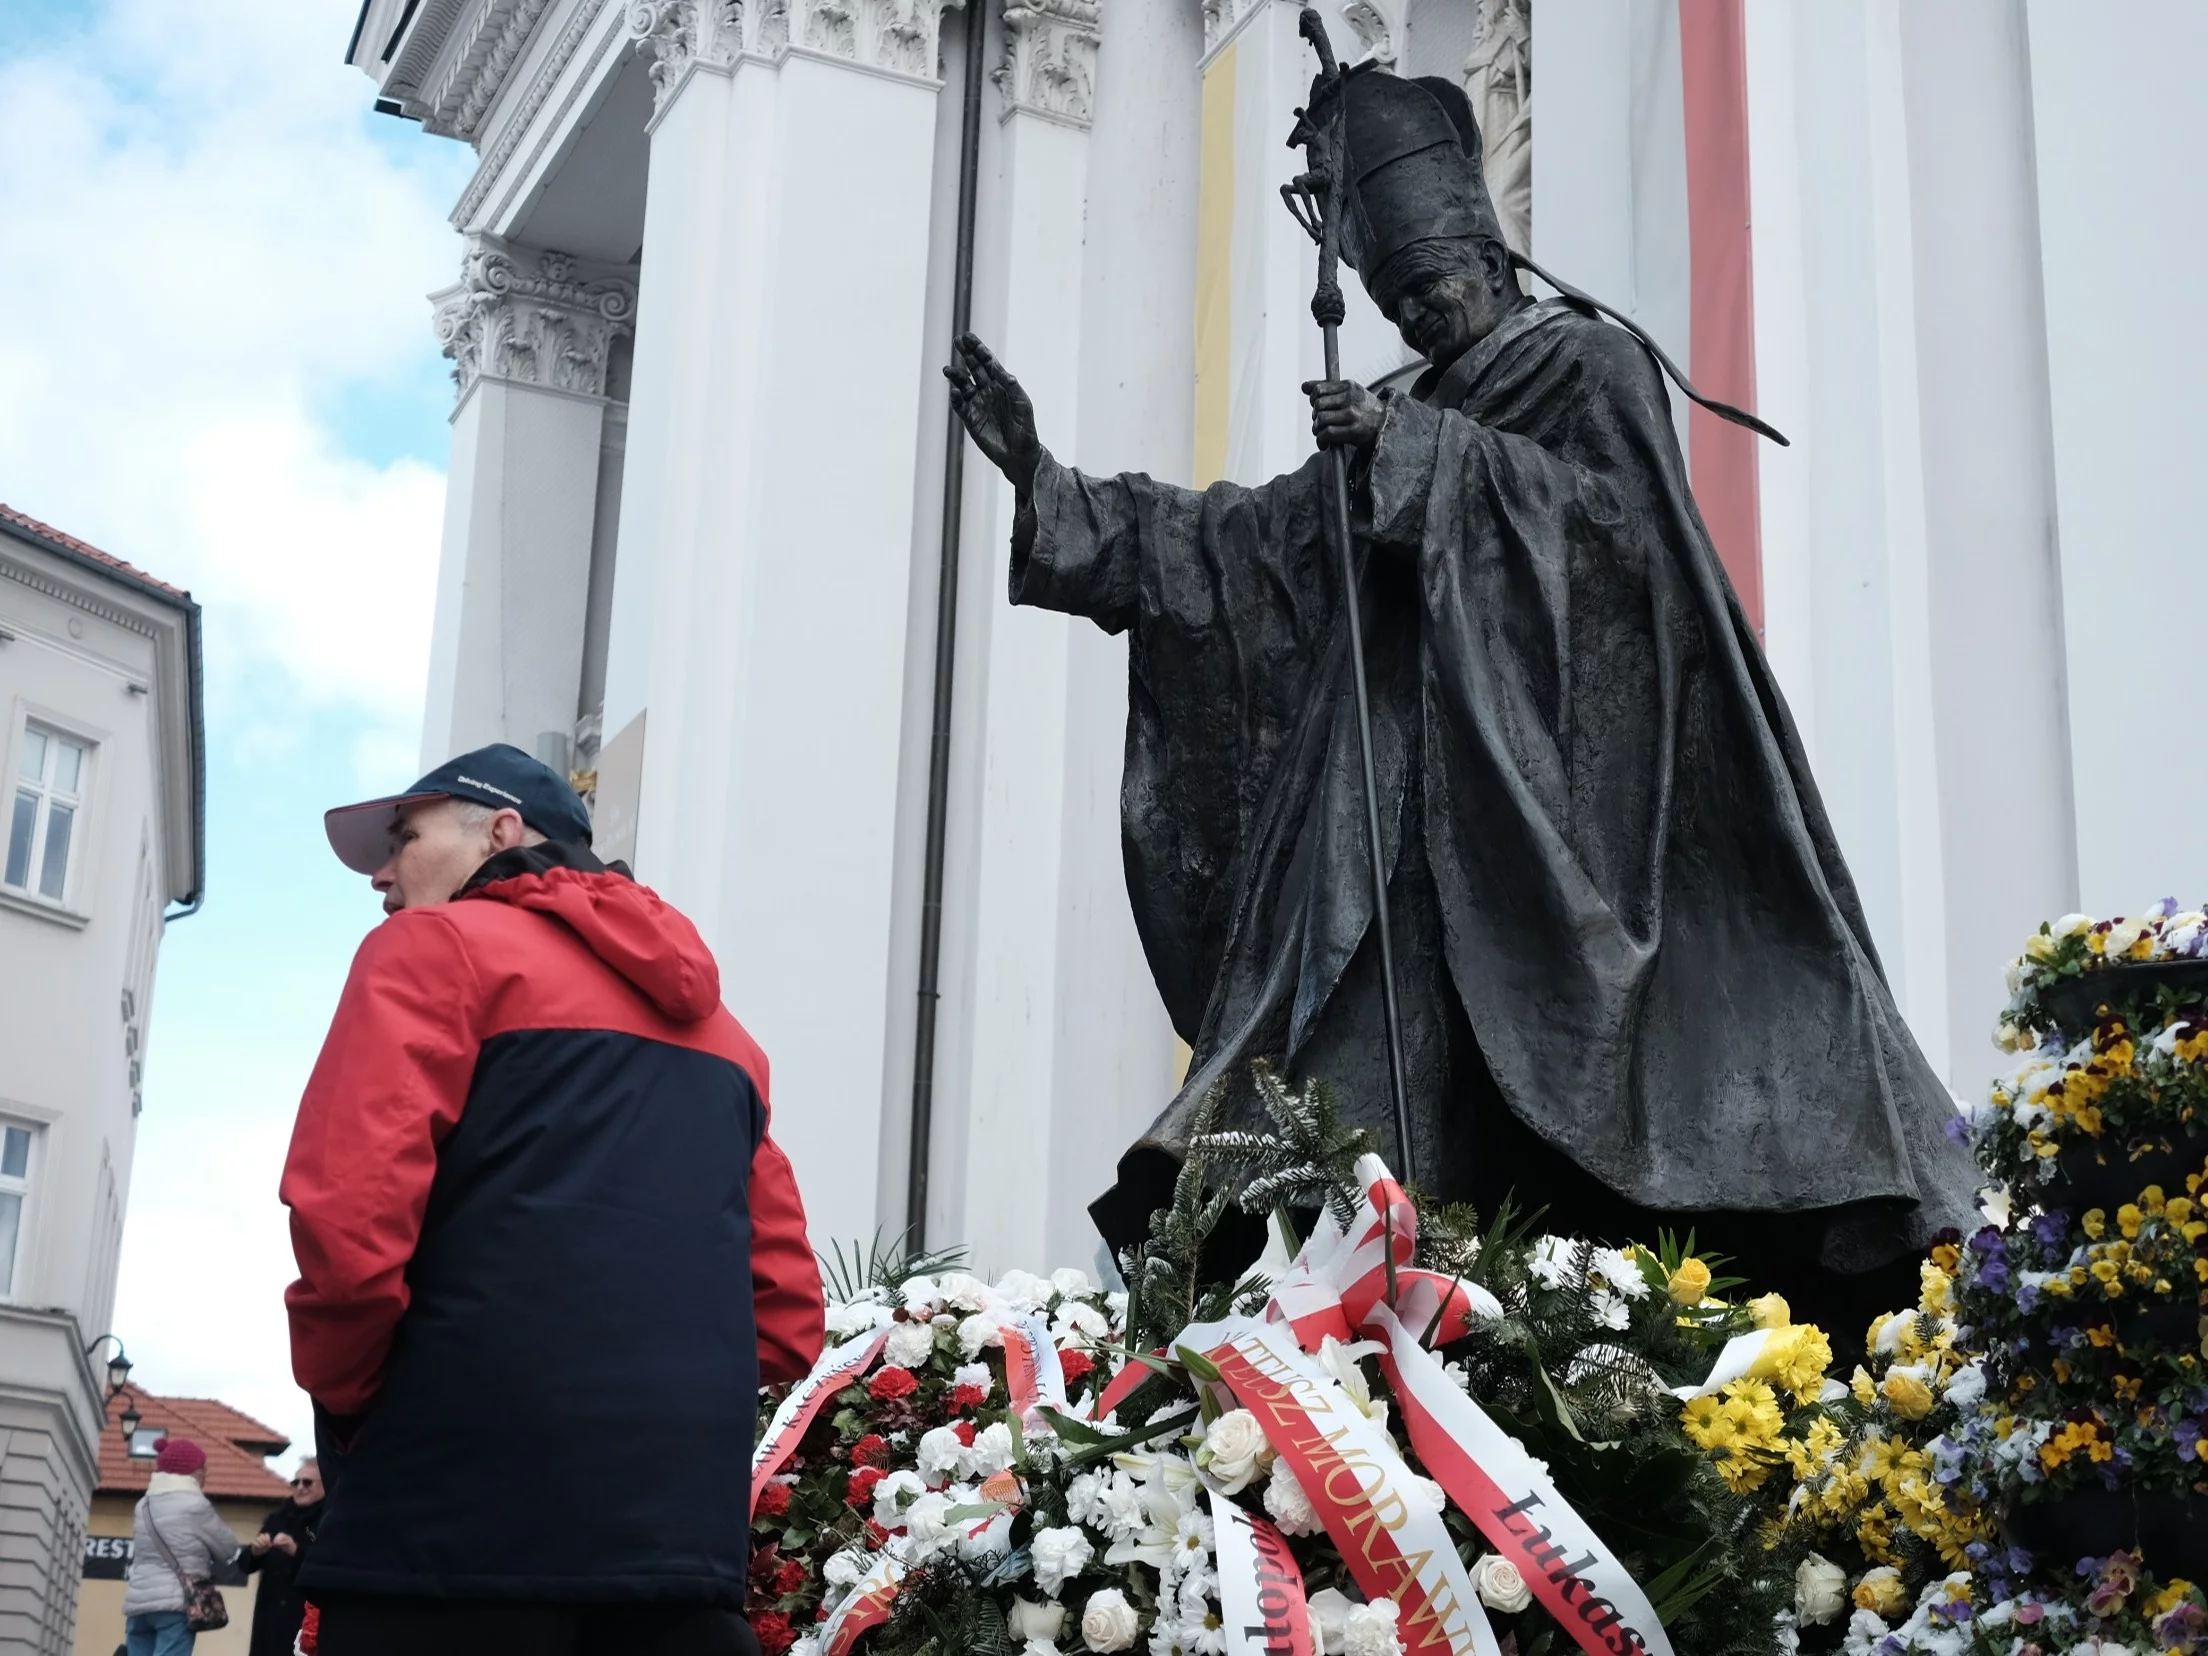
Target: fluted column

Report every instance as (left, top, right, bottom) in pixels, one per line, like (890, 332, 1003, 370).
(598, 0, 960, 1250)
(419, 236, 636, 769)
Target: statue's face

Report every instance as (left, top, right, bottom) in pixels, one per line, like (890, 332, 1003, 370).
(1370, 239, 1515, 370)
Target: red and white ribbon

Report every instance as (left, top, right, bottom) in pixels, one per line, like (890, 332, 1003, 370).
(750, 1327, 890, 1518)
(1211, 1490, 1316, 1656)
(1002, 1312, 1070, 1430)
(822, 1553, 904, 1656)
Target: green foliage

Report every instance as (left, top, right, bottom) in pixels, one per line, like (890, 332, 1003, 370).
(820, 1234, 969, 1306)
(1188, 1063, 1371, 1230)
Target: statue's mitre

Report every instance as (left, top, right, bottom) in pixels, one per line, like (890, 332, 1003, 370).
(1306, 62, 1506, 276)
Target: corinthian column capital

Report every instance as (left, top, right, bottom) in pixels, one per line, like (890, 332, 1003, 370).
(431, 237, 640, 404)
(992, 0, 1100, 126)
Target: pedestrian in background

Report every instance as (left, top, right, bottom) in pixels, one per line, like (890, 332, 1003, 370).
(240, 1458, 324, 1656)
(283, 745, 824, 1656)
(122, 1437, 244, 1656)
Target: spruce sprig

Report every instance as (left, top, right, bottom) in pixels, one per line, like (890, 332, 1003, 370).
(1188, 1062, 1372, 1230)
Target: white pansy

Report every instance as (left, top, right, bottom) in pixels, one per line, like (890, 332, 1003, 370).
(871, 1468, 928, 1529)
(2053, 912, 2093, 939)
(1081, 1588, 1141, 1653)
(1031, 1525, 1096, 1596)
(917, 1425, 968, 1480)
(1977, 1184, 2013, 1230)
(1262, 1461, 1321, 1536)
(960, 1313, 1008, 1359)
(1589, 1245, 1648, 1299)
(1052, 1267, 1097, 1298)
(885, 1320, 939, 1369)
(968, 1421, 1019, 1477)
(1195, 1409, 1274, 1494)
(1012, 1599, 1069, 1642)
(1306, 1588, 1353, 1655)
(996, 1270, 1058, 1311)
(1793, 1554, 1847, 1625)
(2168, 913, 2207, 957)
(1055, 1301, 1111, 1346)
(825, 1300, 895, 1339)
(955, 1362, 996, 1395)
(2104, 916, 2155, 959)
(1471, 1555, 1531, 1613)
(1342, 1600, 1401, 1656)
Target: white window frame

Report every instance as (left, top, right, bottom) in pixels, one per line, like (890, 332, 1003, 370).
(1, 704, 105, 923)
(0, 1116, 39, 1303)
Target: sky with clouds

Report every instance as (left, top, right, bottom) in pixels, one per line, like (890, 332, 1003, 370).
(0, 0, 478, 1463)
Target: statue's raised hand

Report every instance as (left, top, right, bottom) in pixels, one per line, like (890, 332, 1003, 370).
(945, 333, 1041, 493)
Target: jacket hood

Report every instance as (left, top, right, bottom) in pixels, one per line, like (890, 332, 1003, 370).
(458, 842, 723, 1022)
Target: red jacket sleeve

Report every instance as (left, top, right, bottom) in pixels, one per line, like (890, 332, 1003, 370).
(749, 1115, 825, 1384)
(281, 912, 479, 1415)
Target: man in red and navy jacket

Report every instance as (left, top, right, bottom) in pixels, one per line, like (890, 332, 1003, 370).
(282, 743, 824, 1656)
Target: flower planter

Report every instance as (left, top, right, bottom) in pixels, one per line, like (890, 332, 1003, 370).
(2036, 958, 2208, 1034)
(2007, 1488, 2208, 1580)
(2115, 1296, 2206, 1358)
(2043, 1130, 2208, 1212)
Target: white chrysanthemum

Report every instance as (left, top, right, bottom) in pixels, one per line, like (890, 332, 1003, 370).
(1030, 1525, 1095, 1596)
(1527, 1234, 1576, 1290)
(1261, 1461, 1321, 1536)
(1167, 1506, 1215, 1570)
(885, 1319, 938, 1369)
(1589, 1288, 1632, 1331)
(1589, 1245, 1648, 1299)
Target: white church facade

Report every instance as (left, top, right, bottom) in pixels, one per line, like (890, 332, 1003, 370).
(347, 0, 2208, 1275)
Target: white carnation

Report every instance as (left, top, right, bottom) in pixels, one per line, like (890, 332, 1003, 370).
(903, 1491, 958, 1558)
(872, 1469, 928, 1529)
(900, 1275, 943, 1315)
(885, 1320, 939, 1369)
(1794, 1553, 1847, 1625)
(1081, 1588, 1141, 1653)
(1031, 1525, 1096, 1596)
(1054, 1301, 1111, 1346)
(826, 1299, 894, 1339)
(1052, 1268, 1096, 1298)
(967, 1421, 1018, 1477)
(822, 1549, 871, 1588)
(1343, 1600, 1401, 1656)
(960, 1313, 1007, 1359)
(1262, 1463, 1321, 1536)
(1472, 1554, 1531, 1613)
(937, 1272, 995, 1311)
(995, 1270, 1057, 1311)
(960, 1508, 1014, 1564)
(955, 1362, 997, 1395)
(917, 1425, 968, 1479)
(1306, 1588, 1352, 1655)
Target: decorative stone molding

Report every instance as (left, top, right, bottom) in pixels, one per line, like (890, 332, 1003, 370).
(432, 238, 639, 403)
(629, 0, 956, 102)
(382, 0, 558, 140)
(1199, 0, 1260, 56)
(1465, 0, 1530, 255)
(453, 0, 619, 228)
(1336, 0, 1401, 66)
(993, 0, 1099, 126)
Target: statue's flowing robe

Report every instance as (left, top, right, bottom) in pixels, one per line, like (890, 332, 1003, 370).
(1012, 299, 1974, 1278)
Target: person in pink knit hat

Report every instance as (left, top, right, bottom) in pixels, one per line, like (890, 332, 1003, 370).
(122, 1437, 245, 1655)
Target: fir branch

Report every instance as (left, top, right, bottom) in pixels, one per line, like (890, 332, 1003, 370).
(1187, 1063, 1371, 1229)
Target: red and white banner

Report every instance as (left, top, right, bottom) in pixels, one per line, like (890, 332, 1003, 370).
(822, 1553, 904, 1656)
(1211, 1490, 1316, 1656)
(1370, 1305, 1672, 1656)
(750, 1327, 890, 1517)
(1002, 1312, 1069, 1429)
(1204, 1321, 1504, 1656)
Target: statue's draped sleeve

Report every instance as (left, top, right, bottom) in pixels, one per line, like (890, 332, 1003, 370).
(1011, 451, 1336, 1039)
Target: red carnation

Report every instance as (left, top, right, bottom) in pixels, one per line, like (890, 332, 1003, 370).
(953, 1421, 977, 1447)
(846, 1465, 886, 1506)
(1058, 1349, 1095, 1383)
(850, 1434, 891, 1467)
(753, 1482, 792, 1519)
(865, 1520, 891, 1547)
(774, 1560, 809, 1596)
(947, 1384, 986, 1411)
(869, 1366, 919, 1400)
(755, 1611, 798, 1655)
(299, 1605, 320, 1655)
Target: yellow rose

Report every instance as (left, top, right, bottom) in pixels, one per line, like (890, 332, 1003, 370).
(1851, 1365, 1876, 1405)
(1882, 1369, 1935, 1420)
(1853, 1567, 1908, 1616)
(1748, 1293, 1791, 1330)
(1668, 1257, 1712, 1306)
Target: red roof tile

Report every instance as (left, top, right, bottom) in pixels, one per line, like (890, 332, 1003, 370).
(0, 501, 189, 599)
(99, 1387, 293, 1502)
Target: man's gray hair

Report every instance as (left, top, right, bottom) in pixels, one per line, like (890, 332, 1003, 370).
(451, 800, 548, 846)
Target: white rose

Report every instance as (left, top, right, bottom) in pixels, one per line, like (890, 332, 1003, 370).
(1343, 1601, 1401, 1656)
(1012, 1599, 1070, 1642)
(1472, 1555, 1532, 1614)
(1081, 1588, 1142, 1653)
(872, 1469, 928, 1529)
(960, 1313, 1007, 1359)
(885, 1320, 939, 1369)
(1052, 1268, 1096, 1298)
(955, 1362, 997, 1395)
(1305, 1588, 1353, 1655)
(996, 1270, 1057, 1311)
(1794, 1553, 1847, 1625)
(1262, 1462, 1321, 1536)
(917, 1425, 968, 1480)
(967, 1421, 1018, 1477)
(1031, 1525, 1096, 1596)
(1196, 1409, 1275, 1494)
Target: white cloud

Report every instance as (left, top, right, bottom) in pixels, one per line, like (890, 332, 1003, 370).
(0, 0, 472, 730)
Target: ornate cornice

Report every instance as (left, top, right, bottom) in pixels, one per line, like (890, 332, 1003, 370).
(992, 0, 1099, 126)
(452, 0, 620, 228)
(383, 0, 559, 140)
(628, 0, 961, 107)
(1336, 0, 1400, 66)
(431, 238, 639, 403)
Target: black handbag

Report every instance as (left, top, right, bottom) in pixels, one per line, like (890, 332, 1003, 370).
(144, 1508, 231, 1633)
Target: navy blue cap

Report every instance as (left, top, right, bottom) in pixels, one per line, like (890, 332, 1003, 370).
(324, 742, 593, 874)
